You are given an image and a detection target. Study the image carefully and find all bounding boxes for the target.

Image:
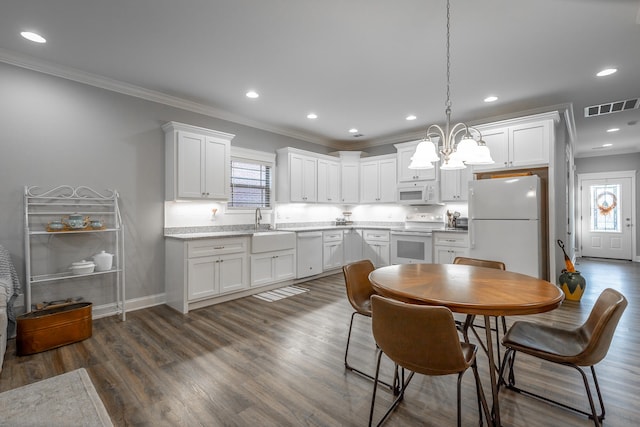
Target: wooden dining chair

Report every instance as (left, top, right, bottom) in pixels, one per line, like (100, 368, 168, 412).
(342, 260, 394, 389)
(452, 256, 506, 363)
(369, 295, 490, 427)
(499, 288, 627, 426)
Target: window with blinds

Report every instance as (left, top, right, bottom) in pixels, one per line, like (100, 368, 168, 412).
(229, 160, 272, 208)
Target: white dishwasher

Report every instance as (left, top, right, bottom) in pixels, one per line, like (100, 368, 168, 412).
(296, 231, 323, 278)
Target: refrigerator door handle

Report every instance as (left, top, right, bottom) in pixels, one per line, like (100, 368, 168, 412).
(469, 219, 476, 249)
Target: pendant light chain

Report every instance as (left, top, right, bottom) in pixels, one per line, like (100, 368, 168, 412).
(446, 0, 451, 112)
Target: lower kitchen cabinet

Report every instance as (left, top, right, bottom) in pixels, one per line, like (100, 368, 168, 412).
(433, 231, 469, 264)
(323, 230, 344, 271)
(250, 249, 296, 287)
(165, 236, 249, 313)
(362, 229, 390, 267)
(343, 229, 364, 264)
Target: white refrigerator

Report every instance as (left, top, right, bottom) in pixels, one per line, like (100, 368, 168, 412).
(468, 175, 543, 278)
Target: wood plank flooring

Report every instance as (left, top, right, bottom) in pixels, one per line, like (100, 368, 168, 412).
(1, 257, 638, 426)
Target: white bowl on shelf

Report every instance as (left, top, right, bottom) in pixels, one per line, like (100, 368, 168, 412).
(70, 260, 95, 275)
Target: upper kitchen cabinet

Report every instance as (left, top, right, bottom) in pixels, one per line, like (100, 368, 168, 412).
(339, 151, 361, 204)
(360, 154, 397, 203)
(472, 112, 560, 172)
(276, 147, 317, 202)
(317, 158, 340, 203)
(395, 141, 437, 182)
(163, 122, 234, 201)
(440, 166, 474, 202)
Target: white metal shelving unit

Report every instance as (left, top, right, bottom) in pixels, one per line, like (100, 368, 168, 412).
(24, 185, 126, 320)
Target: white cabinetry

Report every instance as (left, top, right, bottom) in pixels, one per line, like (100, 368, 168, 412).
(360, 155, 397, 203)
(362, 230, 390, 267)
(276, 148, 317, 202)
(343, 228, 364, 264)
(440, 167, 474, 201)
(395, 141, 437, 182)
(473, 112, 559, 172)
(165, 237, 248, 313)
(339, 151, 362, 204)
(323, 230, 344, 270)
(317, 158, 340, 203)
(24, 185, 126, 320)
(163, 121, 234, 200)
(250, 249, 296, 288)
(433, 232, 469, 264)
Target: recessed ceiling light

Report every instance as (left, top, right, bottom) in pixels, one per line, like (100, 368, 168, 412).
(596, 68, 617, 77)
(307, 113, 318, 119)
(406, 115, 417, 121)
(348, 128, 358, 133)
(602, 143, 613, 147)
(245, 90, 259, 99)
(606, 128, 620, 133)
(21, 31, 46, 43)
(484, 96, 498, 103)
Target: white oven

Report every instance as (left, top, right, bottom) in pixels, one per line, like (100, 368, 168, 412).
(391, 231, 433, 264)
(390, 213, 444, 264)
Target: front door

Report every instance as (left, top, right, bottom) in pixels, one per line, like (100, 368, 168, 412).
(579, 172, 634, 260)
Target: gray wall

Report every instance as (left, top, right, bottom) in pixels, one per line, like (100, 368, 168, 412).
(575, 152, 640, 259)
(0, 62, 328, 308)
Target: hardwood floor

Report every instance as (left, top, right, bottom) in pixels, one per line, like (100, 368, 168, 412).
(1, 258, 638, 426)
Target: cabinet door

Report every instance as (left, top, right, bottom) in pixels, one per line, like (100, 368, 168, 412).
(203, 137, 230, 199)
(343, 229, 363, 264)
(251, 253, 276, 287)
(317, 159, 339, 203)
(378, 159, 397, 202)
(474, 127, 509, 171)
(188, 256, 218, 300)
(441, 167, 473, 201)
(397, 146, 436, 182)
(360, 161, 380, 203)
(323, 242, 344, 270)
(509, 121, 550, 168)
(290, 154, 317, 202)
(364, 241, 389, 267)
(341, 162, 359, 203)
(273, 251, 296, 282)
(218, 253, 247, 294)
(177, 131, 206, 198)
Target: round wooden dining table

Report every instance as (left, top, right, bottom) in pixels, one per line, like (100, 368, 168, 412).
(369, 263, 564, 427)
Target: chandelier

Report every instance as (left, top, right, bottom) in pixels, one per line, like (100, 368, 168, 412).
(409, 0, 493, 170)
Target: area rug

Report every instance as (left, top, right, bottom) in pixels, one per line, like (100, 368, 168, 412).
(0, 368, 113, 426)
(252, 285, 309, 302)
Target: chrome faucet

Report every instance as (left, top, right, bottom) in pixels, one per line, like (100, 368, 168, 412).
(255, 207, 262, 230)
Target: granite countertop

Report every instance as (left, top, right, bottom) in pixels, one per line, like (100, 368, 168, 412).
(164, 224, 398, 240)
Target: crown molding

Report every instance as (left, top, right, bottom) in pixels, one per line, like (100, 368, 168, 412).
(0, 48, 330, 146)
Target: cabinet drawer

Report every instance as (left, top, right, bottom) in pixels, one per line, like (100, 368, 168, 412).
(363, 230, 390, 242)
(433, 232, 469, 247)
(187, 237, 247, 258)
(323, 230, 344, 243)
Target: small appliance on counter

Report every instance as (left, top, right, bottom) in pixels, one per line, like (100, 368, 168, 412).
(454, 217, 468, 230)
(335, 211, 353, 226)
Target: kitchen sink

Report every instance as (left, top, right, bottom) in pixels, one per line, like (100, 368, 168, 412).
(251, 231, 296, 253)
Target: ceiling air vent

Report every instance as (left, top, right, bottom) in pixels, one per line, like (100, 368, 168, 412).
(585, 98, 639, 117)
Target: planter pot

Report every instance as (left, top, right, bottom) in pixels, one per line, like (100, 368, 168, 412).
(558, 270, 586, 301)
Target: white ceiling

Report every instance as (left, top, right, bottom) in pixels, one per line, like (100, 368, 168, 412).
(1, 0, 639, 157)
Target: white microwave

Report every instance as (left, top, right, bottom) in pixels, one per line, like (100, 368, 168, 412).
(397, 183, 441, 205)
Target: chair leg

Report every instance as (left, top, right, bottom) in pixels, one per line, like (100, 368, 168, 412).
(471, 360, 491, 427)
(457, 372, 463, 427)
(345, 311, 395, 391)
(502, 349, 606, 426)
(369, 359, 415, 427)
